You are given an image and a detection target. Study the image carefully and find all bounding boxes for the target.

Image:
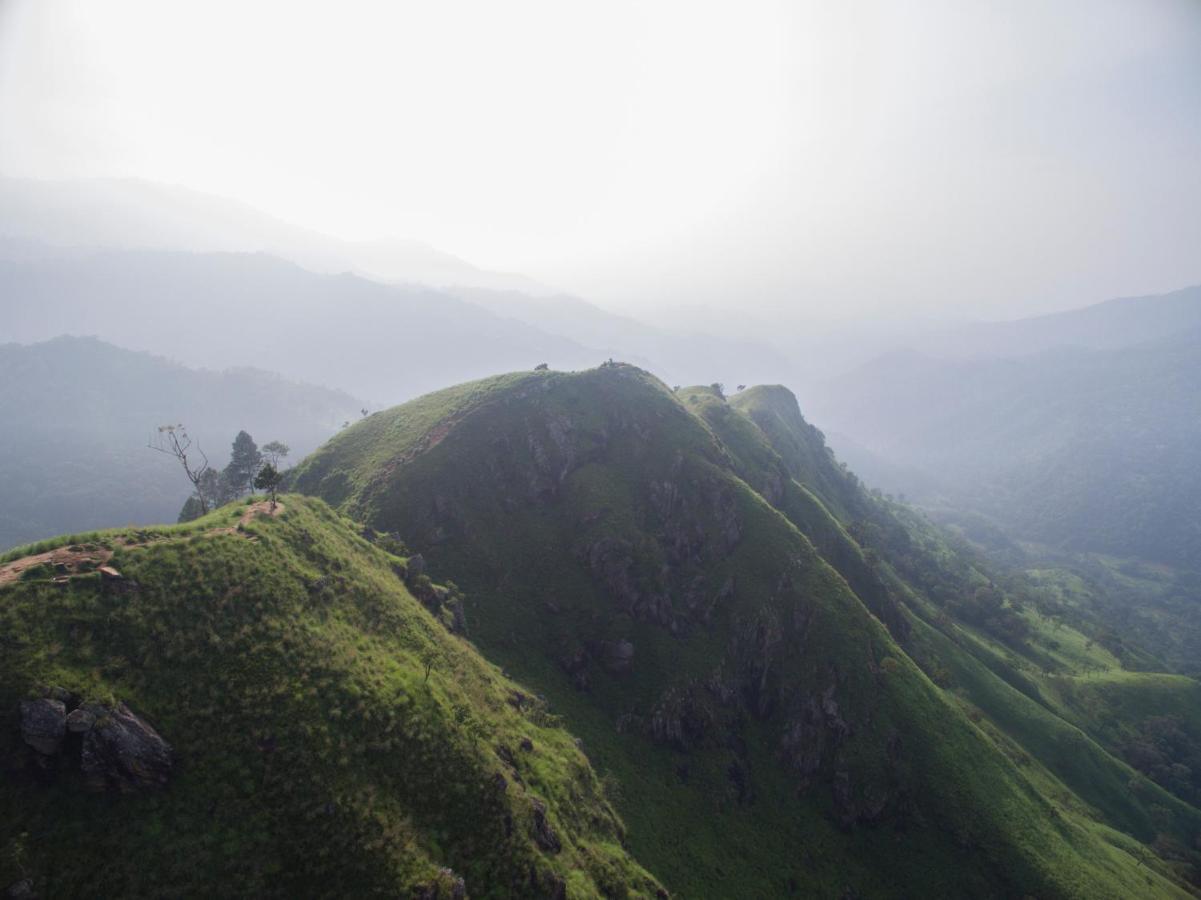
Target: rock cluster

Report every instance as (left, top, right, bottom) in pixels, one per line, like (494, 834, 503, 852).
(19, 698, 66, 756)
(400, 558, 468, 635)
(17, 688, 173, 791)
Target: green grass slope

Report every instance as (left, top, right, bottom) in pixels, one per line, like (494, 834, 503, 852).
(728, 383, 1201, 883)
(0, 496, 662, 898)
(294, 364, 1197, 898)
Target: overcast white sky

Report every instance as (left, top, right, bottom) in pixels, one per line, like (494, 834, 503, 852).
(1, 0, 1199, 320)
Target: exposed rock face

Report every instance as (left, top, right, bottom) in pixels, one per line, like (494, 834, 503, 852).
(66, 706, 96, 733)
(406, 553, 427, 578)
(16, 689, 173, 792)
(602, 639, 635, 674)
(779, 679, 852, 787)
(557, 645, 591, 691)
(529, 799, 562, 853)
(80, 702, 174, 791)
(19, 698, 66, 755)
(411, 868, 466, 900)
(526, 866, 567, 899)
(405, 570, 468, 636)
(578, 539, 640, 613)
(650, 685, 715, 751)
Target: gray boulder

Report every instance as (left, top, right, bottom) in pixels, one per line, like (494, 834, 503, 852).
(19, 698, 66, 755)
(65, 704, 98, 733)
(80, 702, 173, 791)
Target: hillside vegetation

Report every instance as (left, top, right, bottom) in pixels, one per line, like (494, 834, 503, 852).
(0, 496, 662, 898)
(295, 364, 1201, 898)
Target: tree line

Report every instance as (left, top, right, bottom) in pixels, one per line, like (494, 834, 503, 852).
(150, 426, 288, 521)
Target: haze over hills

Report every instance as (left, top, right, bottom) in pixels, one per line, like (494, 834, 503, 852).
(291, 364, 1201, 897)
(812, 295, 1201, 568)
(893, 284, 1201, 362)
(0, 175, 551, 295)
(0, 249, 604, 405)
(808, 287, 1201, 686)
(0, 336, 359, 551)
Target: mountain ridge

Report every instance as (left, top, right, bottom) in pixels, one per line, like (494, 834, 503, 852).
(293, 363, 1201, 897)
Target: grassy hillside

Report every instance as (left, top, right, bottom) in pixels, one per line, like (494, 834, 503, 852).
(0, 495, 662, 898)
(294, 364, 1200, 898)
(729, 384, 1201, 852)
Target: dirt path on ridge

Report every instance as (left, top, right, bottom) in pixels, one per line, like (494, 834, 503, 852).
(0, 501, 285, 587)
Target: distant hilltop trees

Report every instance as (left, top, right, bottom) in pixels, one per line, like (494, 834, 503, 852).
(152, 426, 289, 522)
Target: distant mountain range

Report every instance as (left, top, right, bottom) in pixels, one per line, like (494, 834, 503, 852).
(898, 284, 1201, 360)
(0, 248, 603, 404)
(812, 289, 1201, 568)
(0, 175, 550, 294)
(0, 336, 359, 550)
(0, 175, 805, 403)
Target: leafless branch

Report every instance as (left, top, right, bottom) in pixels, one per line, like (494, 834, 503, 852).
(149, 423, 212, 514)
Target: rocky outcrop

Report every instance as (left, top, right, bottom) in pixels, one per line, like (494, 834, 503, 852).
(557, 645, 591, 691)
(80, 702, 174, 791)
(15, 689, 173, 791)
(578, 538, 640, 613)
(404, 567, 468, 636)
(526, 866, 568, 899)
(407, 553, 427, 578)
(529, 798, 562, 853)
(650, 685, 715, 751)
(601, 639, 635, 674)
(411, 868, 466, 900)
(779, 677, 852, 788)
(19, 698, 66, 756)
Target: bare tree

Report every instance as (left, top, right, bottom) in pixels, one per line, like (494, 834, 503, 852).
(149, 424, 212, 514)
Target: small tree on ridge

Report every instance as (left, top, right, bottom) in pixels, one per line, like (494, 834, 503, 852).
(150, 424, 212, 515)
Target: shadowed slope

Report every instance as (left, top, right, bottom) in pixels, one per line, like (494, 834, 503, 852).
(0, 496, 662, 898)
(295, 364, 1198, 898)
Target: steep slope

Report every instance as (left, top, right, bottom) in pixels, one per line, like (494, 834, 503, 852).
(728, 384, 1201, 874)
(294, 364, 1199, 898)
(0, 336, 360, 551)
(0, 496, 662, 898)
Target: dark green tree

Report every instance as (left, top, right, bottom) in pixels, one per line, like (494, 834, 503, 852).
(254, 462, 283, 510)
(178, 469, 228, 522)
(224, 431, 262, 496)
